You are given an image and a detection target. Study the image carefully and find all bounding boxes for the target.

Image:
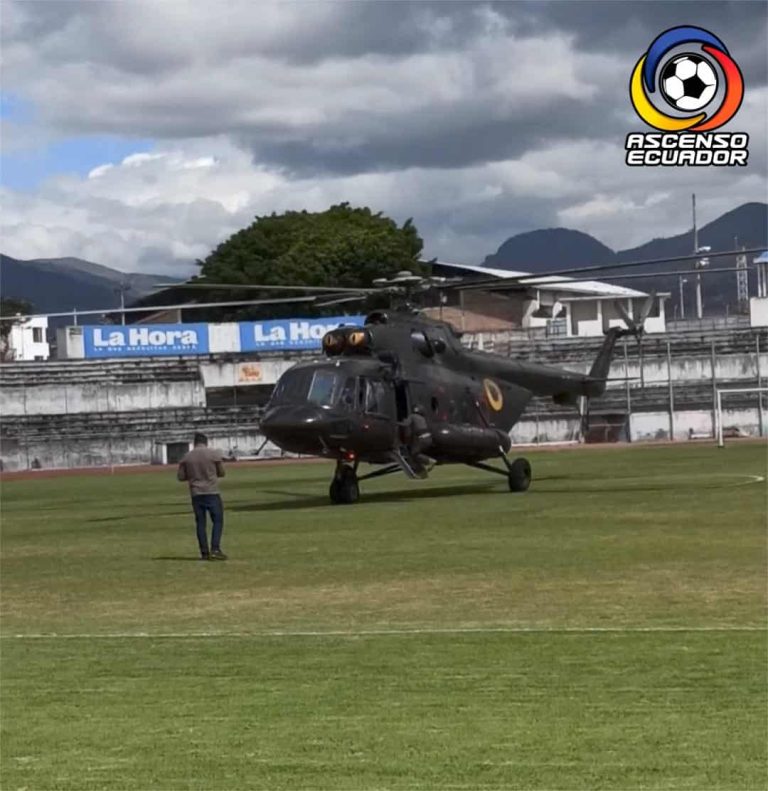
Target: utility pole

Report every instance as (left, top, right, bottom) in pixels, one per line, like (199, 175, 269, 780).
(735, 234, 749, 313)
(692, 194, 709, 319)
(692, 193, 698, 252)
(115, 281, 128, 325)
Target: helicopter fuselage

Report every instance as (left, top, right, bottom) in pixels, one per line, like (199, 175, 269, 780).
(259, 311, 617, 467)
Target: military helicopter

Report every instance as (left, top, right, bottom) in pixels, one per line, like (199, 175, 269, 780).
(157, 247, 759, 504)
(259, 296, 646, 503)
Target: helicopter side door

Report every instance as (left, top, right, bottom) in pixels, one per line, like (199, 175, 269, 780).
(356, 376, 399, 450)
(393, 380, 410, 423)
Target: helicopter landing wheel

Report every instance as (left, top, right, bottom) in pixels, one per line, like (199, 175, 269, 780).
(507, 457, 531, 492)
(330, 466, 360, 505)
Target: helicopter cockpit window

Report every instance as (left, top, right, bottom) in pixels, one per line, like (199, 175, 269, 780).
(271, 369, 386, 412)
(270, 369, 313, 406)
(307, 370, 342, 407)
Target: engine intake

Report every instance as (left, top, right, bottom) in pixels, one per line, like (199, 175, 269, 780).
(322, 327, 371, 356)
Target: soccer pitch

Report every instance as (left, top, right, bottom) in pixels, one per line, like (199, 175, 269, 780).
(1, 443, 766, 790)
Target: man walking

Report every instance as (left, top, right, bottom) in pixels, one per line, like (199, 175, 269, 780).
(177, 433, 227, 560)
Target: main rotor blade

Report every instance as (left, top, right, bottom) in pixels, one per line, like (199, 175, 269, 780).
(151, 282, 376, 294)
(0, 295, 323, 322)
(519, 247, 764, 280)
(473, 265, 755, 288)
(446, 247, 764, 291)
(528, 266, 755, 286)
(315, 295, 369, 308)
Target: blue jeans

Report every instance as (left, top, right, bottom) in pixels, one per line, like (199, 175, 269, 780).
(191, 494, 224, 555)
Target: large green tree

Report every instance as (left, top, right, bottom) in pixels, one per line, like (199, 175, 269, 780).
(198, 203, 424, 289)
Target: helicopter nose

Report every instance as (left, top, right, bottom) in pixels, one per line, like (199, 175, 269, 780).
(261, 405, 324, 431)
(260, 405, 328, 451)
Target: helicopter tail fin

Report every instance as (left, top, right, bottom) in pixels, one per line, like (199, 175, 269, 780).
(585, 327, 625, 397)
(585, 293, 655, 397)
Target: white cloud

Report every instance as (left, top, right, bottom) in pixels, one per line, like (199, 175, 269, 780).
(1, 2, 765, 271)
(2, 1, 623, 166)
(3, 134, 766, 273)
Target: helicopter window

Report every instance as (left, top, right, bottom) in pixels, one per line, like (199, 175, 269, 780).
(270, 369, 313, 406)
(410, 330, 434, 357)
(357, 377, 367, 410)
(338, 377, 357, 411)
(307, 370, 342, 407)
(365, 379, 389, 413)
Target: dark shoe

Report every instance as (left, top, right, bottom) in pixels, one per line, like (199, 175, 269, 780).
(200, 553, 210, 561)
(210, 550, 228, 560)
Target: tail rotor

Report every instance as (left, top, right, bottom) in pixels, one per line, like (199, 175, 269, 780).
(613, 292, 655, 390)
(613, 291, 655, 340)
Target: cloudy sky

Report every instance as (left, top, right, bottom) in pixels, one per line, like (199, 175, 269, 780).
(1, 0, 766, 275)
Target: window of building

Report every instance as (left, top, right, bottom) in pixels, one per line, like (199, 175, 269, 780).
(32, 328, 43, 343)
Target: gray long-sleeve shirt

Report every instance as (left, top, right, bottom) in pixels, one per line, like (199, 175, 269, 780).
(177, 446, 225, 496)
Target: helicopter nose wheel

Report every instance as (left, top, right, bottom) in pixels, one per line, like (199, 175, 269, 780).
(330, 463, 360, 505)
(506, 457, 532, 492)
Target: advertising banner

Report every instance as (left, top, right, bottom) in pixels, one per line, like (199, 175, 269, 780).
(83, 324, 210, 358)
(237, 362, 264, 383)
(238, 316, 365, 353)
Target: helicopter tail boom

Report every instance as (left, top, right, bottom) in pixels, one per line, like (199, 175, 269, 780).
(583, 327, 629, 398)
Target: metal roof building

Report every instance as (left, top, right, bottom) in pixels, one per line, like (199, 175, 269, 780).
(428, 260, 666, 338)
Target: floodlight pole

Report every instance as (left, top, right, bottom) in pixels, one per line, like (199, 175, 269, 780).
(678, 276, 686, 319)
(695, 246, 710, 321)
(692, 194, 699, 319)
(695, 272, 703, 320)
(692, 194, 698, 253)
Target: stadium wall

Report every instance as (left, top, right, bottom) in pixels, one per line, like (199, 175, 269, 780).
(629, 408, 765, 442)
(1, 328, 766, 471)
(0, 423, 282, 472)
(1, 380, 205, 416)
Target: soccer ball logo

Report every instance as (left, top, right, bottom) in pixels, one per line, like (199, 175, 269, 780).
(629, 25, 744, 132)
(661, 55, 717, 111)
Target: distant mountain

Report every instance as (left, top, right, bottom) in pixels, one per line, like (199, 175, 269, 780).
(0, 255, 184, 328)
(482, 202, 768, 315)
(615, 203, 768, 314)
(484, 228, 616, 271)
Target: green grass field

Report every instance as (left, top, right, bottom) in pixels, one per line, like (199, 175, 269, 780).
(1, 443, 766, 790)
